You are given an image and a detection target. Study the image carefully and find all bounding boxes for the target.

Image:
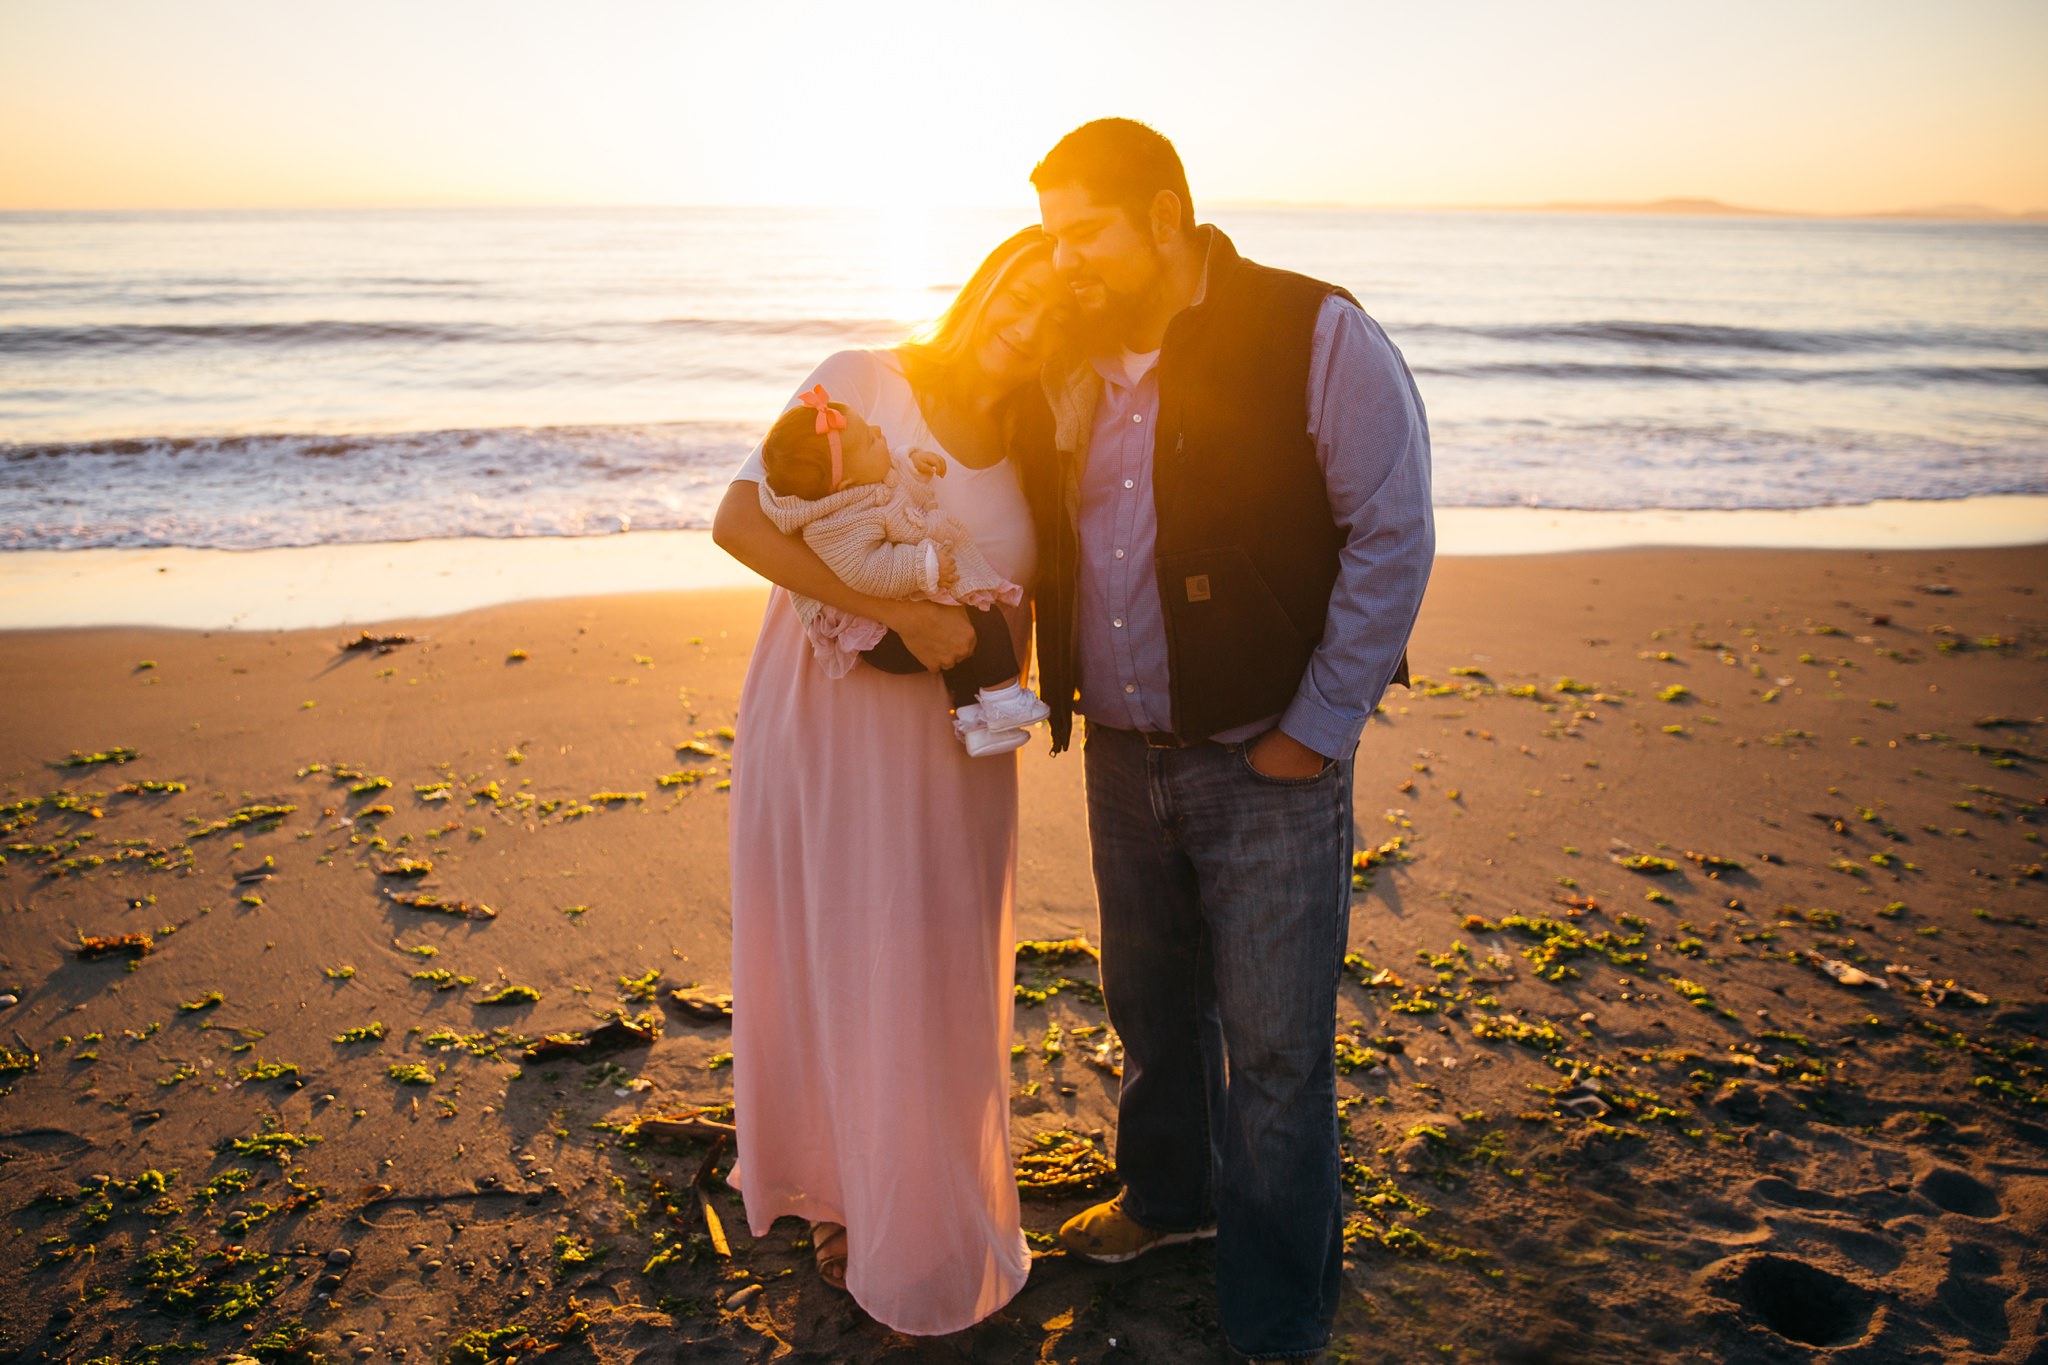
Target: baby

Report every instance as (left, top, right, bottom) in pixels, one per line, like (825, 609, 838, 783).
(758, 384, 1049, 757)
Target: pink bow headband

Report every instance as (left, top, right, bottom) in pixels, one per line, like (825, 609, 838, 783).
(798, 384, 848, 491)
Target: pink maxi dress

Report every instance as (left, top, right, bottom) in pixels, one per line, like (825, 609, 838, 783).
(727, 349, 1034, 1334)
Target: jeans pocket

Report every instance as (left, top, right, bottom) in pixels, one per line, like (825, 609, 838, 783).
(1233, 743, 1336, 788)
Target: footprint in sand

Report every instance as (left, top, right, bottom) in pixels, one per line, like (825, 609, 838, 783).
(1938, 1239, 2011, 1349)
(1733, 1176, 1909, 1274)
(1710, 1252, 1881, 1351)
(1745, 1174, 1840, 1212)
(1916, 1165, 2002, 1220)
(1686, 1194, 1764, 1240)
(0, 1127, 95, 1160)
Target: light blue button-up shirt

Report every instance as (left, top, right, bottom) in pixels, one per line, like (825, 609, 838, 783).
(1073, 294, 1434, 757)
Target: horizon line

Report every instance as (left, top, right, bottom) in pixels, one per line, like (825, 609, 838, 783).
(2, 195, 2044, 221)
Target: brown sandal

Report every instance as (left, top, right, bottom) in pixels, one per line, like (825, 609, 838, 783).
(810, 1220, 848, 1291)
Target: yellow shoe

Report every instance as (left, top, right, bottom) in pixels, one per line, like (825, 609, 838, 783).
(1056, 1193, 1216, 1264)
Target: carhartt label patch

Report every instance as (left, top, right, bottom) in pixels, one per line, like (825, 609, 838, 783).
(1185, 574, 1212, 603)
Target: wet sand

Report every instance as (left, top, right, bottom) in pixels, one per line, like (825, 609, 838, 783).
(0, 544, 2043, 1363)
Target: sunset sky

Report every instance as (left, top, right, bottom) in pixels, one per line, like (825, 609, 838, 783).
(2, 0, 2044, 215)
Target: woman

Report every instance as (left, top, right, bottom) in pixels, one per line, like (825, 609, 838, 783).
(711, 227, 1069, 1335)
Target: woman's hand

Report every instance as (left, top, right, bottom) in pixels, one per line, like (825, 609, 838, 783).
(877, 599, 976, 670)
(1246, 728, 1328, 779)
(712, 481, 975, 670)
(714, 479, 920, 620)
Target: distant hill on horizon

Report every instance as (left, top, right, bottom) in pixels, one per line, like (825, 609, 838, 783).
(1460, 196, 2048, 221)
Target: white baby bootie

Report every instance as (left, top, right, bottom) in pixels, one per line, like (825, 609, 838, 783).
(951, 683, 1047, 759)
(973, 682, 1050, 731)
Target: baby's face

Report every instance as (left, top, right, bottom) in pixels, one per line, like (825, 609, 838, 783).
(837, 412, 893, 486)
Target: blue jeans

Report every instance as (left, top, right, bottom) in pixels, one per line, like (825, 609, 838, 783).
(1082, 722, 1354, 1361)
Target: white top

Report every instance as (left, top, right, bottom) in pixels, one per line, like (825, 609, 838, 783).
(735, 348, 1037, 590)
(1116, 348, 1160, 385)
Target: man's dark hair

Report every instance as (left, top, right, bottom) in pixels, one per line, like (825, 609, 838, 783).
(1031, 118, 1195, 234)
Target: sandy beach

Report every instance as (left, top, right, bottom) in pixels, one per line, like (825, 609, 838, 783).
(1, 542, 2044, 1363)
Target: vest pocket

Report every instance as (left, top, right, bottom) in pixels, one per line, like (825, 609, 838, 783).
(1156, 546, 1310, 733)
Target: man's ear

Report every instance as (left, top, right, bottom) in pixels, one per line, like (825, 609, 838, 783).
(1149, 189, 1183, 246)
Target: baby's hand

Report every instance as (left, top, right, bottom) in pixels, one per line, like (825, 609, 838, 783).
(909, 449, 947, 481)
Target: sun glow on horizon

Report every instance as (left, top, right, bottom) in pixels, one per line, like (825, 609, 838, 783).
(2, 0, 2044, 216)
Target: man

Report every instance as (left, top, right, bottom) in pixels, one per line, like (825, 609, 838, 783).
(1027, 119, 1433, 1363)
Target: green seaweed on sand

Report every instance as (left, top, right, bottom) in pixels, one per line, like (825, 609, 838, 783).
(1014, 937, 1103, 1006)
(219, 1179, 323, 1234)
(57, 747, 139, 768)
(334, 1022, 386, 1043)
(219, 1121, 322, 1163)
(590, 790, 646, 804)
(1015, 1129, 1116, 1197)
(75, 931, 155, 958)
(428, 1026, 533, 1058)
(387, 1062, 435, 1085)
(1489, 913, 1647, 980)
(1351, 835, 1411, 890)
(187, 803, 296, 838)
(117, 779, 187, 795)
(197, 1169, 255, 1203)
(520, 1010, 659, 1060)
(553, 1233, 608, 1271)
(246, 1321, 326, 1362)
(1469, 1014, 1566, 1051)
(1614, 853, 1680, 875)
(178, 991, 224, 1012)
(386, 889, 497, 919)
(1669, 978, 1715, 1009)
(476, 983, 542, 1006)
(410, 968, 475, 990)
(1684, 851, 1744, 873)
(1334, 1035, 1386, 1073)
(446, 1325, 534, 1365)
(134, 1227, 296, 1326)
(378, 855, 433, 878)
(619, 968, 662, 1001)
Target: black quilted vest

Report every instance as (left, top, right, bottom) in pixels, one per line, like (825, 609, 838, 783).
(1027, 227, 1406, 751)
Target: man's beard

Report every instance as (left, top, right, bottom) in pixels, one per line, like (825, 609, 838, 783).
(1071, 288, 1144, 352)
(1067, 241, 1165, 353)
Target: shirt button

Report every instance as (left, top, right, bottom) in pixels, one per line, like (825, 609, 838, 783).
(1114, 548, 1126, 559)
(1131, 413, 1143, 424)
(1112, 617, 1124, 628)
(1123, 683, 1136, 694)
(1122, 479, 1134, 490)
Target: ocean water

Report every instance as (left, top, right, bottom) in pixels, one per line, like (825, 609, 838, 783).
(1, 207, 2043, 551)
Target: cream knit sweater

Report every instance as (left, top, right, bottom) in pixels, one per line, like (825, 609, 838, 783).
(758, 453, 1022, 677)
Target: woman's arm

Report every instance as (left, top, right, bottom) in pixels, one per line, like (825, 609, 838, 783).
(712, 480, 976, 669)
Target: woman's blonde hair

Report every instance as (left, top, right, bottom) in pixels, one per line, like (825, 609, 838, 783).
(898, 226, 1053, 409)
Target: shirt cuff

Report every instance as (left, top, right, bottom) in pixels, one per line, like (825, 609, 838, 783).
(1277, 692, 1364, 762)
